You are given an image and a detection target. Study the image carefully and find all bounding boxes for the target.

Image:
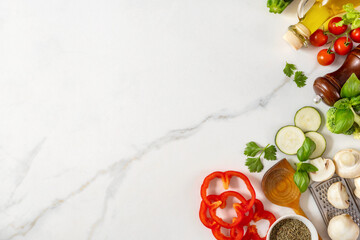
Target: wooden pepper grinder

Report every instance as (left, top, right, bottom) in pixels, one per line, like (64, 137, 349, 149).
(313, 45, 360, 106)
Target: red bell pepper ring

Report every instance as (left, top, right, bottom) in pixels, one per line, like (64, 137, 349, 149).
(199, 195, 220, 229)
(241, 199, 276, 240)
(200, 191, 248, 229)
(208, 191, 248, 229)
(212, 219, 245, 240)
(200, 171, 256, 212)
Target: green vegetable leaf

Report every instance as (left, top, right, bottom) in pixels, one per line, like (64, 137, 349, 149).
(283, 62, 297, 77)
(297, 162, 318, 173)
(245, 157, 264, 173)
(350, 95, 360, 106)
(244, 142, 262, 157)
(334, 108, 354, 133)
(340, 73, 360, 98)
(297, 137, 316, 162)
(337, 4, 360, 29)
(267, 0, 295, 14)
(294, 71, 307, 88)
(264, 145, 277, 160)
(334, 98, 351, 109)
(294, 170, 310, 193)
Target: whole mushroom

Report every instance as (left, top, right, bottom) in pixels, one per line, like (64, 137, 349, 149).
(309, 157, 335, 182)
(333, 149, 360, 178)
(327, 182, 349, 209)
(328, 214, 359, 240)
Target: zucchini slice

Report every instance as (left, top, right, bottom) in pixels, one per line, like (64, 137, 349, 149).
(305, 131, 326, 159)
(294, 106, 321, 132)
(275, 126, 305, 155)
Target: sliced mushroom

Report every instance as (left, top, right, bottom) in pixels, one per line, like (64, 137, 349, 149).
(333, 149, 360, 179)
(309, 157, 335, 182)
(354, 177, 360, 199)
(328, 214, 359, 240)
(327, 182, 349, 209)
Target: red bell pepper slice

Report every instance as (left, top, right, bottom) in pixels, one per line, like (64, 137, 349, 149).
(200, 191, 248, 229)
(208, 191, 248, 229)
(242, 199, 276, 240)
(200, 171, 256, 212)
(199, 195, 220, 229)
(212, 218, 245, 240)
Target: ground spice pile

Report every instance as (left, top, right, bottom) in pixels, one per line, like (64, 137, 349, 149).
(270, 218, 311, 240)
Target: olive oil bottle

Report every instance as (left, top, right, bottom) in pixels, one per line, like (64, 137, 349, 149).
(284, 0, 360, 50)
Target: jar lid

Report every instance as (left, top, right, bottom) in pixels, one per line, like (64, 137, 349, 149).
(283, 30, 304, 50)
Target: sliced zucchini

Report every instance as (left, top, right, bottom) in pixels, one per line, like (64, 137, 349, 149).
(305, 131, 326, 159)
(275, 126, 305, 155)
(294, 106, 321, 132)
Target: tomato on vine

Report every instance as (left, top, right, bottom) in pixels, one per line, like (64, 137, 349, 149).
(317, 49, 335, 66)
(334, 37, 353, 55)
(310, 29, 328, 47)
(350, 28, 360, 43)
(328, 17, 348, 35)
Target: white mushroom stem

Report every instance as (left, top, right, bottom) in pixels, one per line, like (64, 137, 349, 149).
(327, 182, 349, 209)
(328, 214, 359, 240)
(333, 149, 360, 179)
(309, 157, 335, 182)
(354, 177, 360, 199)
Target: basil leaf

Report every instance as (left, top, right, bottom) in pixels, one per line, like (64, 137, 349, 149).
(334, 108, 354, 133)
(340, 73, 360, 98)
(334, 98, 351, 109)
(297, 162, 318, 173)
(297, 137, 316, 162)
(293, 170, 310, 193)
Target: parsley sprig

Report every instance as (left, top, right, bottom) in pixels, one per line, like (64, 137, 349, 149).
(283, 62, 308, 88)
(244, 142, 277, 173)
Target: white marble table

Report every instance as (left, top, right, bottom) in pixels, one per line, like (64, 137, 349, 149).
(0, 0, 359, 239)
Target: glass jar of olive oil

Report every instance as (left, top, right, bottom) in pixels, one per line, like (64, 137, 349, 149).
(284, 0, 360, 50)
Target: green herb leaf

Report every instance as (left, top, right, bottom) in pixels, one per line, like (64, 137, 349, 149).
(244, 142, 262, 157)
(264, 145, 277, 160)
(340, 73, 360, 98)
(334, 98, 351, 109)
(297, 137, 316, 162)
(350, 95, 360, 106)
(294, 71, 308, 88)
(334, 108, 355, 133)
(297, 162, 318, 173)
(283, 62, 297, 77)
(293, 170, 310, 193)
(245, 157, 264, 173)
(338, 4, 360, 29)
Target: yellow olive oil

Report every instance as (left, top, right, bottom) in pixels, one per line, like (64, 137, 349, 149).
(284, 0, 360, 50)
(300, 0, 360, 34)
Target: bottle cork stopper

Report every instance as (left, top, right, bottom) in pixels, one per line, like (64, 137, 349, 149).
(283, 30, 304, 50)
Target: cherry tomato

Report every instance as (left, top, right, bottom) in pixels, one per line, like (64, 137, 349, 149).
(350, 28, 360, 43)
(334, 37, 353, 55)
(317, 49, 335, 66)
(310, 29, 328, 47)
(328, 17, 348, 35)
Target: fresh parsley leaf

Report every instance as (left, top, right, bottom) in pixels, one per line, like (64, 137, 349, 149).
(264, 145, 277, 160)
(245, 157, 264, 173)
(283, 62, 297, 77)
(293, 170, 310, 193)
(244, 142, 262, 157)
(294, 71, 308, 88)
(297, 137, 316, 162)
